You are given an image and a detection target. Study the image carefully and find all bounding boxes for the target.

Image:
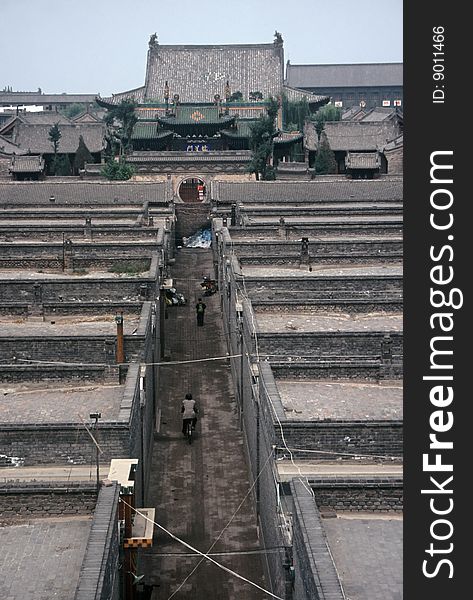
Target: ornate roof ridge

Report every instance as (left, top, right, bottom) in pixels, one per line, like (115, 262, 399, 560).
(149, 42, 279, 50)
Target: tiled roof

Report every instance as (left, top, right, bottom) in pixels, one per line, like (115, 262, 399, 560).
(131, 122, 173, 140)
(346, 151, 380, 170)
(102, 41, 285, 105)
(16, 112, 73, 125)
(0, 181, 168, 204)
(274, 131, 303, 145)
(286, 63, 403, 89)
(0, 134, 26, 155)
(0, 92, 98, 104)
(9, 155, 45, 173)
(341, 107, 367, 121)
(283, 85, 329, 107)
(5, 122, 106, 154)
(100, 86, 146, 106)
(212, 178, 403, 202)
(304, 120, 400, 152)
(359, 107, 403, 122)
(72, 111, 103, 123)
(221, 120, 256, 139)
(383, 134, 403, 152)
(144, 43, 284, 103)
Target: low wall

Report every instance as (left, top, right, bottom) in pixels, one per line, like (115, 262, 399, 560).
(271, 360, 403, 380)
(257, 331, 403, 360)
(291, 480, 345, 600)
(308, 476, 403, 512)
(75, 483, 121, 600)
(0, 481, 97, 524)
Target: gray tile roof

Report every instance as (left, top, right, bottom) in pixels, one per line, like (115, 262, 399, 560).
(6, 122, 106, 154)
(0, 134, 25, 155)
(212, 178, 403, 202)
(0, 92, 98, 104)
(9, 155, 45, 173)
(359, 107, 403, 122)
(283, 85, 329, 106)
(105, 86, 146, 105)
(286, 62, 403, 89)
(0, 181, 168, 204)
(383, 134, 403, 152)
(16, 112, 73, 125)
(102, 41, 285, 105)
(145, 43, 284, 103)
(341, 106, 367, 120)
(304, 120, 400, 151)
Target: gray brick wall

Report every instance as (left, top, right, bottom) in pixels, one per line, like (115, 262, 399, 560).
(291, 480, 345, 600)
(275, 421, 403, 460)
(74, 482, 121, 600)
(308, 477, 403, 512)
(0, 482, 97, 524)
(257, 332, 403, 361)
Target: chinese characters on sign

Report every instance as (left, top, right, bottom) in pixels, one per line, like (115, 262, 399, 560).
(186, 144, 210, 152)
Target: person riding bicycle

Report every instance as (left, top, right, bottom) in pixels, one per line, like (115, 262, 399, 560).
(181, 393, 198, 435)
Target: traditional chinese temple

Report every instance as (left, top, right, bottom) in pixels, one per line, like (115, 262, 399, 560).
(96, 33, 328, 172)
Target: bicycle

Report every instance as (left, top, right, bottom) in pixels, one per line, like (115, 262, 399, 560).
(185, 419, 193, 444)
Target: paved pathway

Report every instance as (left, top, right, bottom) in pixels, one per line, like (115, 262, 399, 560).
(141, 249, 267, 599)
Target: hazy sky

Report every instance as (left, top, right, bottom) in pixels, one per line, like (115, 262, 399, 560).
(1, 0, 403, 97)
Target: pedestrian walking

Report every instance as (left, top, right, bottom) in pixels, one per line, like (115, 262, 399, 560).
(196, 297, 206, 326)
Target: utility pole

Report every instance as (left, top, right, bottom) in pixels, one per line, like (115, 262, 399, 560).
(115, 313, 124, 363)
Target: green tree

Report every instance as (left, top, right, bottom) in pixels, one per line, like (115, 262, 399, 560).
(54, 154, 72, 176)
(48, 123, 61, 174)
(101, 157, 135, 181)
(229, 91, 243, 102)
(248, 97, 279, 180)
(314, 132, 337, 175)
(61, 103, 87, 119)
(312, 103, 342, 142)
(282, 95, 310, 132)
(73, 135, 94, 172)
(314, 114, 325, 142)
(315, 103, 342, 122)
(104, 99, 138, 156)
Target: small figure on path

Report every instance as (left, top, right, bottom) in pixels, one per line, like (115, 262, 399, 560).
(196, 297, 206, 326)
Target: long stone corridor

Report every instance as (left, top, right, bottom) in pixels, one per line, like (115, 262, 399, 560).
(141, 248, 268, 599)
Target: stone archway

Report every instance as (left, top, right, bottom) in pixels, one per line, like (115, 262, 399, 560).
(178, 177, 206, 202)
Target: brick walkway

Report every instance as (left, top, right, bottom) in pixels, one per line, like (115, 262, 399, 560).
(141, 249, 267, 599)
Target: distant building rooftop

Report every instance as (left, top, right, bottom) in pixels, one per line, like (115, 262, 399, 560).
(286, 62, 403, 89)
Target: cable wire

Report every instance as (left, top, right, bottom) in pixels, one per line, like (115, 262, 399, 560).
(120, 499, 284, 600)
